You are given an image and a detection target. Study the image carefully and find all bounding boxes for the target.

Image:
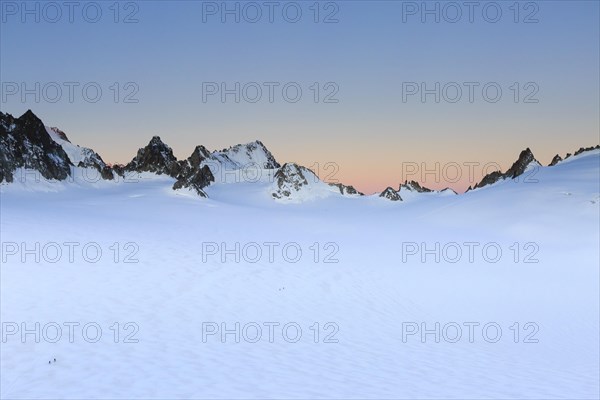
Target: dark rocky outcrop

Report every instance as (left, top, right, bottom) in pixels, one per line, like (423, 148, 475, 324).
(125, 136, 181, 178)
(473, 148, 540, 190)
(328, 182, 364, 196)
(574, 145, 600, 156)
(5, 109, 598, 203)
(504, 148, 539, 179)
(473, 170, 504, 189)
(111, 164, 126, 177)
(98, 167, 113, 180)
(395, 180, 457, 195)
(272, 163, 312, 199)
(380, 187, 402, 201)
(549, 154, 563, 166)
(549, 145, 599, 166)
(0, 110, 72, 183)
(172, 145, 215, 197)
(399, 180, 433, 193)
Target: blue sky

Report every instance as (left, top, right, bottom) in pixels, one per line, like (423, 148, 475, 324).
(1, 0, 599, 192)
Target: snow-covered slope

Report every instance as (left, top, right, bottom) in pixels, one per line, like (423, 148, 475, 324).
(45, 127, 106, 170)
(395, 180, 457, 202)
(212, 140, 280, 170)
(1, 149, 598, 399)
(269, 163, 360, 202)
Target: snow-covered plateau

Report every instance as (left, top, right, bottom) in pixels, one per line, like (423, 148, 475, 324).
(0, 111, 599, 399)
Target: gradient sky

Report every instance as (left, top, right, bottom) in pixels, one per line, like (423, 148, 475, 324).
(1, 0, 599, 193)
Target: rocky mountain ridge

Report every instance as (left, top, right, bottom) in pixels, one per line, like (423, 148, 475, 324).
(2, 110, 599, 201)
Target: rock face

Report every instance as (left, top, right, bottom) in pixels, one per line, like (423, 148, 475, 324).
(6, 109, 597, 201)
(399, 180, 433, 193)
(272, 163, 313, 199)
(0, 110, 72, 183)
(0, 110, 278, 198)
(474, 170, 504, 189)
(125, 139, 217, 197)
(213, 140, 280, 169)
(380, 187, 402, 201)
(573, 145, 600, 156)
(271, 163, 365, 200)
(504, 148, 539, 179)
(549, 154, 563, 166)
(186, 145, 212, 167)
(328, 182, 364, 196)
(125, 136, 181, 178)
(172, 146, 215, 197)
(474, 148, 540, 190)
(7, 124, 283, 198)
(549, 145, 599, 165)
(111, 164, 126, 177)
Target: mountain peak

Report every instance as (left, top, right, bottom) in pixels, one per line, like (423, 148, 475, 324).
(125, 136, 180, 177)
(1, 111, 72, 182)
(190, 145, 212, 163)
(505, 148, 539, 179)
(272, 163, 315, 199)
(328, 182, 364, 196)
(549, 154, 563, 166)
(399, 180, 433, 193)
(20, 109, 38, 120)
(148, 135, 169, 147)
(216, 140, 280, 169)
(474, 147, 540, 189)
(172, 144, 215, 197)
(573, 145, 600, 156)
(380, 187, 402, 201)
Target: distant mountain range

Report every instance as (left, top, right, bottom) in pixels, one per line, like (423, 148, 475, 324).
(1, 110, 598, 201)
